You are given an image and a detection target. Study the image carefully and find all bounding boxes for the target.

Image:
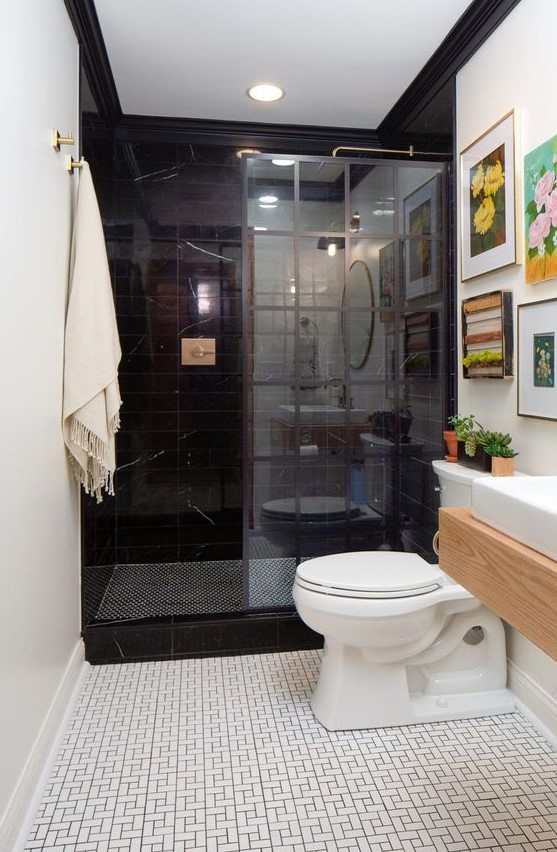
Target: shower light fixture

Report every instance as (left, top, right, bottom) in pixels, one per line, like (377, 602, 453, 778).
(317, 236, 345, 255)
(259, 195, 278, 203)
(349, 212, 361, 232)
(272, 158, 295, 167)
(247, 83, 285, 102)
(236, 148, 261, 158)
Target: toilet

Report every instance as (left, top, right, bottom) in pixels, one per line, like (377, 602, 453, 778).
(292, 460, 515, 730)
(260, 495, 383, 556)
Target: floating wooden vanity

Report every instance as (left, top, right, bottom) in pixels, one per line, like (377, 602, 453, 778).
(439, 507, 557, 661)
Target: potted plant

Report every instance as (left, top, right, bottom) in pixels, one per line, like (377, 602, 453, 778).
(445, 414, 481, 462)
(369, 391, 412, 443)
(458, 425, 515, 472)
(484, 442, 519, 476)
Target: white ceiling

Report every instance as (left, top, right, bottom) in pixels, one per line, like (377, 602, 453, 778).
(93, 0, 472, 129)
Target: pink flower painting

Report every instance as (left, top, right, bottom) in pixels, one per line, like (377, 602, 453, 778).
(525, 134, 557, 284)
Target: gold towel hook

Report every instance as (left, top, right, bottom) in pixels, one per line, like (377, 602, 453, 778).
(51, 129, 74, 150)
(65, 156, 83, 174)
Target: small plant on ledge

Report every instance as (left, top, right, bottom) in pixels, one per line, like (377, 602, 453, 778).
(465, 429, 513, 459)
(446, 414, 517, 472)
(483, 442, 518, 458)
(484, 441, 519, 477)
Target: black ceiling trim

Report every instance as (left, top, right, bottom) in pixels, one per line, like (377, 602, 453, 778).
(379, 0, 523, 143)
(64, 0, 122, 128)
(115, 114, 381, 152)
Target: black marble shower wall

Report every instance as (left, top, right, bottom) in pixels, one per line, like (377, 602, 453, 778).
(82, 142, 244, 617)
(80, 137, 323, 662)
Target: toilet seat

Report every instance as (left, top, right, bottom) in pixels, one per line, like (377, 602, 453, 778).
(261, 496, 361, 521)
(295, 551, 443, 599)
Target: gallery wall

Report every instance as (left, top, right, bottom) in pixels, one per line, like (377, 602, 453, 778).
(456, 0, 557, 730)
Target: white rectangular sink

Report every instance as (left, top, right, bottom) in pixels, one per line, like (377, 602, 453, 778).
(471, 477, 557, 562)
(276, 404, 368, 424)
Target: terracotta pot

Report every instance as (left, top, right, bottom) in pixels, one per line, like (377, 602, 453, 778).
(443, 430, 458, 462)
(491, 456, 515, 477)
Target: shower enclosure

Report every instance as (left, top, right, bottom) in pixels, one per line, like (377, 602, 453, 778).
(81, 140, 448, 662)
(243, 155, 448, 611)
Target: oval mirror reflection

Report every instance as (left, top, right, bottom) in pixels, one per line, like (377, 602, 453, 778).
(342, 260, 374, 369)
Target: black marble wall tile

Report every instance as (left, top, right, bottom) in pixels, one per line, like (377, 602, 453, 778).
(85, 624, 173, 664)
(84, 612, 322, 664)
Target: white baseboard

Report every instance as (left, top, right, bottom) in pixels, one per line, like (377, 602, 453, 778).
(0, 640, 88, 852)
(508, 659, 557, 748)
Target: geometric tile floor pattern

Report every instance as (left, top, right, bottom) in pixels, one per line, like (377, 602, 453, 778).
(25, 650, 557, 851)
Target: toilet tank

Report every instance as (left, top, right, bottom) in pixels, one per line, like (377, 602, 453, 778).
(431, 460, 491, 507)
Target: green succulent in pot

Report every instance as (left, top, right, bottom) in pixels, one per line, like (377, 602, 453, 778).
(484, 441, 518, 458)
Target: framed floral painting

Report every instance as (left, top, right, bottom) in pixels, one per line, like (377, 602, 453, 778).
(403, 176, 440, 299)
(460, 111, 516, 281)
(378, 241, 395, 321)
(524, 134, 557, 284)
(518, 298, 557, 420)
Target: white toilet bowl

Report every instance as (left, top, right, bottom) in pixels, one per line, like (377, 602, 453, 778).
(293, 550, 514, 730)
(260, 496, 382, 556)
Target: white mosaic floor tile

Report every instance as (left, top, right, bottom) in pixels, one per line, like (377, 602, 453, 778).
(24, 651, 557, 851)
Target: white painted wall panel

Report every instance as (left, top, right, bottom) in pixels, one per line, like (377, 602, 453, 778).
(0, 0, 80, 827)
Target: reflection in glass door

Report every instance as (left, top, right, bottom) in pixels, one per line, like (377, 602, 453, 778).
(242, 155, 447, 610)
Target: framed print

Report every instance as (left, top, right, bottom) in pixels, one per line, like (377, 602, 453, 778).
(379, 241, 395, 321)
(460, 111, 516, 281)
(524, 134, 557, 284)
(518, 298, 557, 419)
(403, 176, 440, 299)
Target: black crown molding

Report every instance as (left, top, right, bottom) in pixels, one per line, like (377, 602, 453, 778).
(67, 0, 521, 149)
(115, 114, 381, 152)
(64, 0, 121, 128)
(378, 0, 523, 144)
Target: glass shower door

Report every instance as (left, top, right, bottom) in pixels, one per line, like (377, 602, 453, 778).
(242, 154, 447, 610)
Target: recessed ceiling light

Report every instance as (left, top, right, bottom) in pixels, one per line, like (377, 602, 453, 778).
(247, 83, 285, 102)
(259, 195, 278, 203)
(272, 159, 295, 167)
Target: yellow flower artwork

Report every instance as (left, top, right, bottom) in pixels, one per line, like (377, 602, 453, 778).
(469, 142, 506, 258)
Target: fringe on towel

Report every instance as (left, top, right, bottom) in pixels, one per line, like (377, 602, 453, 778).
(69, 410, 121, 502)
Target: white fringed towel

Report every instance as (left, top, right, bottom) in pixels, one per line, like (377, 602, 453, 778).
(63, 160, 122, 502)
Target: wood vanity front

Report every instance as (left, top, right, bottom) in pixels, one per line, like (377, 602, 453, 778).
(439, 507, 557, 661)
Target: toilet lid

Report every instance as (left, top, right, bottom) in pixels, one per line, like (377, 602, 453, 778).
(295, 551, 442, 598)
(262, 496, 361, 521)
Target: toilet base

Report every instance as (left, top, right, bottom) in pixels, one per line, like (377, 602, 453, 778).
(312, 677, 515, 730)
(311, 605, 516, 730)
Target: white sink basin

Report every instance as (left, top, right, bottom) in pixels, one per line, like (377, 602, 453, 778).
(276, 404, 368, 424)
(471, 477, 557, 561)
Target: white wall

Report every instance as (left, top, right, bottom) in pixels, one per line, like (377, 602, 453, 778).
(0, 0, 81, 839)
(456, 0, 557, 709)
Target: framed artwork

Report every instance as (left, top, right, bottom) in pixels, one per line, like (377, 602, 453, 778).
(460, 111, 516, 281)
(461, 290, 513, 379)
(403, 176, 440, 299)
(403, 311, 437, 378)
(518, 298, 557, 419)
(524, 134, 557, 284)
(378, 241, 395, 321)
